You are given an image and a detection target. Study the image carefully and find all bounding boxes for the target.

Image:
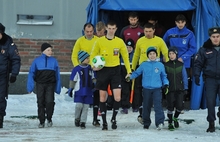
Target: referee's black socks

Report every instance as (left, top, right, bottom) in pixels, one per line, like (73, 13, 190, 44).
(112, 101, 120, 121)
(99, 102, 107, 124)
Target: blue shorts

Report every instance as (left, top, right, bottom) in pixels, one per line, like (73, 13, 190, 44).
(74, 95, 93, 104)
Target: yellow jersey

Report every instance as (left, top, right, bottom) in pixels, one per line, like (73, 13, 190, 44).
(91, 36, 131, 74)
(71, 35, 98, 66)
(132, 36, 169, 70)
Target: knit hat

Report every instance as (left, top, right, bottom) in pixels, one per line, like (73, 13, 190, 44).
(125, 39, 134, 48)
(208, 27, 220, 36)
(78, 51, 90, 63)
(0, 23, 5, 34)
(168, 46, 178, 55)
(41, 43, 52, 52)
(146, 47, 157, 57)
(168, 46, 178, 60)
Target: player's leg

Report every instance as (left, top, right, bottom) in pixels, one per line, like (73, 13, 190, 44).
(92, 90, 100, 126)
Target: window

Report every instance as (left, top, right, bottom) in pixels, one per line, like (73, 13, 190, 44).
(17, 14, 53, 25)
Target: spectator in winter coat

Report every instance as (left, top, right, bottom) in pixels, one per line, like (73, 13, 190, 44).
(164, 47, 188, 131)
(27, 43, 61, 128)
(0, 23, 21, 128)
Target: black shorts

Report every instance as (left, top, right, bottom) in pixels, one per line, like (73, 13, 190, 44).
(96, 66, 121, 91)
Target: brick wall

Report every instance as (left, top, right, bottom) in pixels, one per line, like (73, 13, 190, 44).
(13, 38, 76, 72)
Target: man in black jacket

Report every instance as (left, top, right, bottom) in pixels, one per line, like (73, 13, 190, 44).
(0, 23, 21, 128)
(194, 27, 220, 133)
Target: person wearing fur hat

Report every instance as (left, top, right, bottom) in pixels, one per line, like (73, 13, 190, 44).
(68, 51, 96, 129)
(164, 46, 188, 131)
(194, 27, 220, 133)
(129, 47, 169, 130)
(0, 23, 21, 128)
(27, 43, 61, 128)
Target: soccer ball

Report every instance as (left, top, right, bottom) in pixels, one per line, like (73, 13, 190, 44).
(92, 55, 106, 69)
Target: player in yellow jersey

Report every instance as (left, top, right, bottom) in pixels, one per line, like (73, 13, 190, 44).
(132, 22, 169, 125)
(90, 21, 132, 130)
(71, 23, 98, 66)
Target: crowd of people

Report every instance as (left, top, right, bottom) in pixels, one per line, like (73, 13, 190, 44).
(67, 12, 220, 132)
(0, 11, 220, 133)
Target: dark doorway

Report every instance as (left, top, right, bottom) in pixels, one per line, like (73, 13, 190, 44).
(101, 10, 194, 36)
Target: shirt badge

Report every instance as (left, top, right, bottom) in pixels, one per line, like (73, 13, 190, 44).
(182, 39, 187, 45)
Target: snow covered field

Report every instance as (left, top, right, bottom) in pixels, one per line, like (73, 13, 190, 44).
(1, 87, 220, 142)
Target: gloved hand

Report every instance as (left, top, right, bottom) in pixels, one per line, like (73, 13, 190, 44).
(195, 76, 200, 86)
(163, 85, 169, 95)
(68, 88, 73, 98)
(125, 73, 131, 82)
(10, 75, 17, 83)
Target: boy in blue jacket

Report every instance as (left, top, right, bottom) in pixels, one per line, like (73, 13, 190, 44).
(27, 43, 61, 128)
(164, 47, 188, 131)
(129, 47, 169, 130)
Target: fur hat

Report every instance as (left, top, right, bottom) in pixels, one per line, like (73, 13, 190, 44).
(41, 43, 52, 52)
(208, 27, 220, 36)
(125, 39, 135, 48)
(146, 47, 157, 57)
(0, 23, 5, 34)
(78, 51, 90, 63)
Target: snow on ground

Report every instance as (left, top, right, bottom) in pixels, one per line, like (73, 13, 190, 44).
(0, 87, 220, 142)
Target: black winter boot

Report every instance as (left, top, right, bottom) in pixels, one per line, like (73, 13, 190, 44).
(0, 116, 4, 128)
(206, 122, 215, 132)
(167, 114, 173, 124)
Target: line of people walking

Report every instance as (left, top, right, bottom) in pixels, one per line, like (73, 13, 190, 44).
(1, 11, 220, 133)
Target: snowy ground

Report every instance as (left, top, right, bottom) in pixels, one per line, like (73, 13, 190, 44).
(1, 87, 220, 142)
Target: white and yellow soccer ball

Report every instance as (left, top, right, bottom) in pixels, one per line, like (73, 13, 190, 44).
(92, 55, 106, 69)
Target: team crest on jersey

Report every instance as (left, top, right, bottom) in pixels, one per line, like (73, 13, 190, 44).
(182, 39, 187, 44)
(137, 32, 141, 36)
(155, 67, 159, 73)
(1, 49, 5, 54)
(113, 48, 119, 56)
